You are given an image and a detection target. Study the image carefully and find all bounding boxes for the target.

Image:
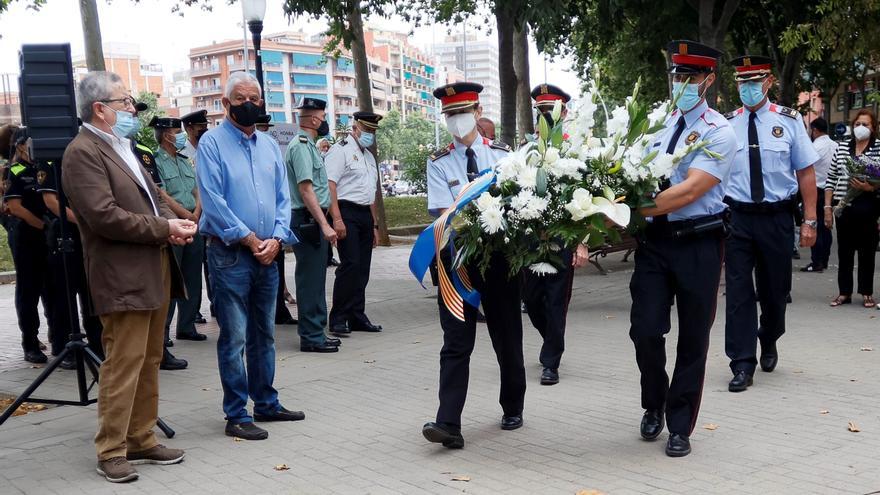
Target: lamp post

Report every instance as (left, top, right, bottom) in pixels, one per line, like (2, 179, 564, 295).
(242, 0, 267, 102)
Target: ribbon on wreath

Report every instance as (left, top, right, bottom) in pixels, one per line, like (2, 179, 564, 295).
(409, 171, 496, 321)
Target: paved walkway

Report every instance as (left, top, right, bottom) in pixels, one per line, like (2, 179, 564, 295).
(1, 244, 879, 494)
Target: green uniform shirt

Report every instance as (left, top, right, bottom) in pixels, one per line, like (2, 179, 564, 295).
(155, 148, 197, 211)
(285, 130, 329, 210)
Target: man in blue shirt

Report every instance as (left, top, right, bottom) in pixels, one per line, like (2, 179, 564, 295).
(723, 56, 818, 392)
(630, 41, 736, 458)
(197, 72, 301, 441)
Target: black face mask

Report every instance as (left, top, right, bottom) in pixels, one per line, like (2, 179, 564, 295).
(229, 101, 261, 127)
(317, 120, 330, 137)
(195, 128, 208, 143)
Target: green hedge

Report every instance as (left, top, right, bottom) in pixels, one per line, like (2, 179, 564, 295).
(383, 196, 431, 228)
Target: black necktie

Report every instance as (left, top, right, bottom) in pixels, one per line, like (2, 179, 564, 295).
(665, 116, 686, 155)
(465, 147, 479, 182)
(748, 112, 764, 202)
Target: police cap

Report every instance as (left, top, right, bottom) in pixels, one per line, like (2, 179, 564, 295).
(296, 97, 327, 110)
(433, 82, 483, 113)
(148, 116, 182, 129)
(667, 40, 722, 74)
(531, 84, 571, 111)
(353, 111, 382, 130)
(730, 55, 773, 81)
(181, 109, 209, 126)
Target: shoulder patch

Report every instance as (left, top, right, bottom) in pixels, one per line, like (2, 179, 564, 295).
(724, 108, 744, 120)
(429, 148, 451, 162)
(10, 164, 25, 176)
(490, 141, 511, 152)
(339, 138, 348, 146)
(770, 105, 799, 119)
(298, 135, 308, 143)
(135, 143, 153, 154)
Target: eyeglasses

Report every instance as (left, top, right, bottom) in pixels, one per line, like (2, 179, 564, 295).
(101, 97, 136, 109)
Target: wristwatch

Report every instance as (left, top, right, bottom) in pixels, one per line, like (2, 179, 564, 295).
(272, 236, 284, 246)
(803, 220, 818, 229)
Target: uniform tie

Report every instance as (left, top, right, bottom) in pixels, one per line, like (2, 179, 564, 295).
(748, 112, 765, 202)
(465, 147, 479, 182)
(665, 116, 686, 155)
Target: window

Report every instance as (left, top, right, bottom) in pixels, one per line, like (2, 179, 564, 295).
(227, 54, 235, 65)
(212, 78, 220, 88)
(262, 50, 283, 66)
(266, 91, 285, 105)
(292, 53, 325, 69)
(291, 73, 327, 88)
(270, 111, 287, 123)
(266, 71, 284, 85)
(213, 99, 221, 111)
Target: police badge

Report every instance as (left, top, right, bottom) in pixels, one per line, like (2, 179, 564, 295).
(772, 126, 784, 138)
(685, 131, 700, 144)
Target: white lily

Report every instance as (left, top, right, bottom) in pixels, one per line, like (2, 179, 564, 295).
(592, 196, 631, 227)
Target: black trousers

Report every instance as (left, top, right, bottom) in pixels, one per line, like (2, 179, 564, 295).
(725, 210, 793, 375)
(47, 234, 103, 359)
(835, 196, 880, 296)
(810, 187, 833, 268)
(330, 202, 374, 329)
(436, 250, 526, 427)
(202, 234, 214, 316)
(8, 219, 54, 352)
(275, 249, 295, 322)
(629, 230, 723, 436)
(521, 248, 574, 370)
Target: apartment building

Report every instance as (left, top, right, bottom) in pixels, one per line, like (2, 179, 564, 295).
(433, 33, 501, 123)
(73, 42, 167, 106)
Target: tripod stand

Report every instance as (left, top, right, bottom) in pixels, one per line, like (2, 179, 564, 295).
(0, 158, 174, 438)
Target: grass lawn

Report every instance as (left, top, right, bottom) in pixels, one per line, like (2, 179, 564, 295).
(0, 227, 12, 272)
(383, 196, 431, 228)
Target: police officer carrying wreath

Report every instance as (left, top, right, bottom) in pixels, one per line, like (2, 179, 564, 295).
(723, 55, 818, 392)
(326, 111, 384, 336)
(421, 82, 526, 450)
(630, 41, 736, 457)
(521, 83, 589, 386)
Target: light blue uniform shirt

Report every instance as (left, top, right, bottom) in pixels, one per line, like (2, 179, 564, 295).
(426, 136, 509, 216)
(650, 100, 737, 221)
(196, 119, 295, 245)
(725, 102, 819, 203)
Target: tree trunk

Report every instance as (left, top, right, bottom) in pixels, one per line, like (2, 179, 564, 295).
(79, 0, 105, 71)
(513, 23, 533, 143)
(347, 2, 390, 246)
(778, 48, 804, 107)
(496, 7, 518, 147)
(695, 0, 740, 108)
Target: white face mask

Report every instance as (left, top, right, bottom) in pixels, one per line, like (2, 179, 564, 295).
(853, 124, 872, 142)
(445, 113, 476, 139)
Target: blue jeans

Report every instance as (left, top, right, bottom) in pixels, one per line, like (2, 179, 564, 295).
(207, 241, 281, 423)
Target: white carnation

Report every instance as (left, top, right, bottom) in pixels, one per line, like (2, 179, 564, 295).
(479, 206, 505, 234)
(475, 192, 501, 212)
(651, 153, 676, 179)
(544, 147, 560, 164)
(606, 105, 630, 136)
(517, 166, 538, 190)
(529, 262, 558, 276)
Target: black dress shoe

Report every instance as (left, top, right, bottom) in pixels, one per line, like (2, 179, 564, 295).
(275, 316, 298, 325)
(640, 410, 664, 440)
(300, 342, 339, 353)
(422, 422, 464, 449)
(324, 336, 341, 346)
(540, 368, 559, 385)
(195, 314, 208, 324)
(225, 421, 268, 440)
(165, 338, 174, 348)
(254, 406, 306, 422)
(176, 330, 207, 341)
(760, 340, 778, 372)
(59, 355, 77, 370)
(665, 433, 691, 457)
(23, 349, 48, 364)
(351, 322, 382, 332)
(728, 371, 753, 392)
(329, 323, 351, 335)
(501, 414, 523, 430)
(160, 349, 188, 370)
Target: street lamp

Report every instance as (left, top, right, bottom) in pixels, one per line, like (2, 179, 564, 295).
(242, 0, 267, 102)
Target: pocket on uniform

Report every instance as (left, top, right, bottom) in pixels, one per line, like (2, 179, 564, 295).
(209, 243, 239, 269)
(761, 141, 792, 172)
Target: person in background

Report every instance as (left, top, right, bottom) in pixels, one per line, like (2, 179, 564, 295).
(316, 138, 331, 155)
(181, 109, 211, 324)
(151, 116, 206, 353)
(476, 117, 496, 141)
(801, 117, 837, 273)
(63, 70, 196, 482)
(825, 109, 880, 308)
(197, 71, 303, 441)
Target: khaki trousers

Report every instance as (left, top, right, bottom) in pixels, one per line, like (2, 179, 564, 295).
(94, 249, 170, 460)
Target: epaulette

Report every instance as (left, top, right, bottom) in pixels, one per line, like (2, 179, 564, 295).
(724, 108, 744, 120)
(769, 104, 799, 119)
(429, 147, 451, 162)
(298, 135, 308, 143)
(490, 140, 511, 152)
(339, 138, 348, 146)
(178, 152, 189, 160)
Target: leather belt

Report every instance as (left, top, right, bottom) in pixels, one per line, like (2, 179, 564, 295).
(723, 196, 796, 214)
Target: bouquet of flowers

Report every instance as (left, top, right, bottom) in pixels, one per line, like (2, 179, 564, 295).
(833, 154, 880, 216)
(449, 80, 719, 277)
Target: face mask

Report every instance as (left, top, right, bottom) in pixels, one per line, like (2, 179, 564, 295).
(316, 120, 330, 137)
(446, 113, 477, 139)
(195, 128, 207, 143)
(229, 101, 261, 127)
(106, 106, 139, 140)
(853, 124, 872, 142)
(173, 132, 188, 150)
(358, 131, 375, 148)
(738, 81, 767, 107)
(672, 81, 704, 112)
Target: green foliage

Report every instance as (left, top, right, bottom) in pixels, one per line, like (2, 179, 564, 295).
(0, 227, 13, 272)
(383, 196, 433, 227)
(376, 110, 450, 194)
(282, 0, 395, 52)
(132, 91, 164, 151)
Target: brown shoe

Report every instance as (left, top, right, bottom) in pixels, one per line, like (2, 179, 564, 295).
(96, 456, 138, 483)
(126, 444, 185, 465)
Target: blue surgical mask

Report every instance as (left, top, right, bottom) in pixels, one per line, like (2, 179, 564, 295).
(173, 132, 188, 150)
(672, 81, 703, 112)
(738, 81, 767, 107)
(358, 131, 375, 148)
(107, 107, 140, 139)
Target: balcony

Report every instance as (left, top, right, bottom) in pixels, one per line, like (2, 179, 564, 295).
(267, 101, 285, 109)
(266, 80, 285, 89)
(334, 86, 357, 97)
(191, 65, 220, 76)
(192, 86, 222, 95)
(291, 85, 328, 92)
(291, 65, 325, 73)
(228, 61, 247, 72)
(335, 104, 357, 114)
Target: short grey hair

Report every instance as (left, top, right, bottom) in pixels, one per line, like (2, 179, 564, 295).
(78, 71, 124, 123)
(225, 71, 261, 98)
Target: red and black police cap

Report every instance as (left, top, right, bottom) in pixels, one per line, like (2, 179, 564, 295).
(730, 55, 773, 81)
(531, 84, 571, 111)
(667, 40, 722, 74)
(432, 82, 483, 113)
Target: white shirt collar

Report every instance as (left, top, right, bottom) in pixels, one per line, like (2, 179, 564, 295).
(83, 122, 129, 147)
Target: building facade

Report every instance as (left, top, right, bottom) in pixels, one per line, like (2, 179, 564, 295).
(433, 33, 501, 123)
(188, 29, 439, 130)
(73, 42, 167, 107)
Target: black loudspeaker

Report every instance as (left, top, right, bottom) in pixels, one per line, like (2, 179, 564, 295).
(18, 43, 79, 162)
